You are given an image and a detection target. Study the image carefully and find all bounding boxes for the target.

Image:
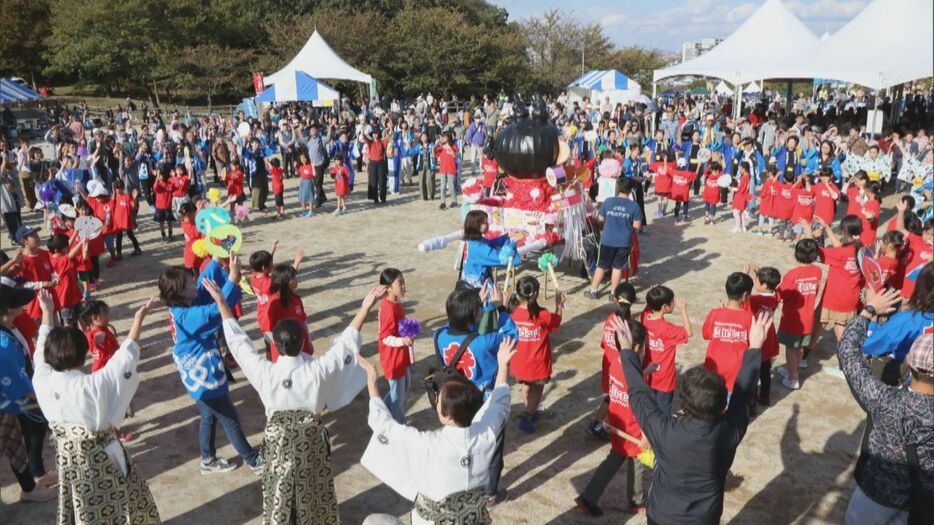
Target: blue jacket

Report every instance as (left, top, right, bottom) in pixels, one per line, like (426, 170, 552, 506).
(462, 235, 520, 289)
(0, 330, 31, 415)
(170, 260, 242, 400)
(772, 146, 803, 180)
(434, 306, 519, 392)
(806, 156, 843, 183)
(863, 310, 934, 360)
(410, 143, 437, 172)
(719, 143, 743, 176)
(645, 138, 669, 163)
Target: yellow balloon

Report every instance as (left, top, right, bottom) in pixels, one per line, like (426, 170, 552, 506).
(203, 224, 243, 258)
(191, 239, 209, 258)
(207, 188, 222, 204)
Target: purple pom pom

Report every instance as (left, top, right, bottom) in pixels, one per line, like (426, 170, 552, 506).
(397, 318, 422, 338)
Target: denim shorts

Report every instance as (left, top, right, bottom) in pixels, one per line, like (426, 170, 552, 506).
(298, 178, 315, 204)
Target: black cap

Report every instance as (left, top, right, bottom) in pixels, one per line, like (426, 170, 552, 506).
(0, 284, 35, 310)
(13, 225, 39, 245)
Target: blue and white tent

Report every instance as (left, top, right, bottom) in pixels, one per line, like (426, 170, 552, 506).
(255, 70, 339, 105)
(0, 79, 41, 103)
(568, 70, 634, 91)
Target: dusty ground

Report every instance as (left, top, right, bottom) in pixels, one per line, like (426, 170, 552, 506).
(1, 170, 883, 524)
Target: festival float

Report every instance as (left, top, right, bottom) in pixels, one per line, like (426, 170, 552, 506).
(418, 96, 591, 286)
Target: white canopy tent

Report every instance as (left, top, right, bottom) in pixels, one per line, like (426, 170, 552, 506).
(714, 81, 733, 95)
(566, 70, 643, 108)
(743, 82, 761, 94)
(264, 30, 375, 98)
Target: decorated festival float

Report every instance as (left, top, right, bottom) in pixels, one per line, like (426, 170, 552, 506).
(417, 96, 593, 290)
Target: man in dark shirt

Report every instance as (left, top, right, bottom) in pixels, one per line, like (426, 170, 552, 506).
(615, 311, 769, 524)
(585, 177, 643, 300)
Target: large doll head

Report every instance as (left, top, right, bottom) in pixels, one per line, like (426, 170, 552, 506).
(493, 95, 560, 179)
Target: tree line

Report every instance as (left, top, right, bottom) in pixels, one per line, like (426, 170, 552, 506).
(0, 0, 666, 105)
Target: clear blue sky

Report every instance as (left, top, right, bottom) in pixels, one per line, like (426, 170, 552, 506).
(490, 0, 867, 51)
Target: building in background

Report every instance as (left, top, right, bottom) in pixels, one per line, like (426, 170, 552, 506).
(681, 38, 724, 62)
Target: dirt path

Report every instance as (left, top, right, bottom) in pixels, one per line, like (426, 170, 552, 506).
(1, 174, 872, 524)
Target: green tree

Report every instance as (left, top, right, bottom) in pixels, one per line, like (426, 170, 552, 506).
(175, 44, 254, 109)
(521, 10, 616, 94)
(0, 0, 51, 88)
(610, 46, 667, 91)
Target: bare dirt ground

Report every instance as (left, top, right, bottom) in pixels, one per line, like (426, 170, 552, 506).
(1, 171, 880, 524)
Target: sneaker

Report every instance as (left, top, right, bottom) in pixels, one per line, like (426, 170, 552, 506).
(131, 249, 142, 256)
(518, 413, 536, 433)
(574, 496, 604, 517)
(775, 366, 789, 379)
(654, 210, 663, 219)
(20, 484, 57, 502)
(200, 457, 237, 474)
(305, 211, 315, 218)
(88, 282, 98, 293)
(584, 420, 610, 442)
(781, 376, 800, 390)
(439, 203, 447, 210)
(332, 209, 340, 216)
(106, 258, 118, 268)
(486, 489, 508, 508)
(250, 456, 265, 476)
(583, 289, 598, 300)
(34, 470, 58, 488)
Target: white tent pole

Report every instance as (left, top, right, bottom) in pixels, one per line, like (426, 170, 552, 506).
(733, 79, 741, 123)
(651, 82, 657, 134)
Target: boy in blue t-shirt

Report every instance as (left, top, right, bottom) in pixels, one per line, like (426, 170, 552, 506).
(586, 177, 644, 300)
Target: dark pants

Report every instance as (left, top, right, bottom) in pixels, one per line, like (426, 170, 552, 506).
(17, 414, 48, 478)
(758, 359, 773, 401)
(195, 393, 258, 467)
(141, 178, 154, 206)
(10, 460, 36, 492)
(486, 427, 505, 496)
(4, 211, 22, 242)
(368, 159, 388, 203)
(674, 200, 690, 218)
(581, 449, 646, 506)
(90, 255, 101, 283)
(314, 162, 328, 207)
(654, 389, 673, 415)
(633, 181, 647, 225)
(116, 230, 140, 255)
(692, 168, 703, 196)
(282, 148, 295, 179)
(419, 165, 436, 201)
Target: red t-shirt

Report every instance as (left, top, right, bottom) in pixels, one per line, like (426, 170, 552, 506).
(604, 342, 644, 457)
(112, 194, 136, 232)
(813, 181, 839, 224)
(640, 312, 688, 393)
(747, 294, 780, 361)
(777, 264, 823, 336)
(773, 182, 795, 220)
(600, 314, 617, 394)
(50, 253, 82, 309)
(759, 179, 775, 217)
(14, 312, 37, 356)
(481, 158, 499, 189)
(227, 169, 244, 197)
(88, 196, 115, 235)
(790, 186, 815, 224)
(434, 143, 459, 175)
(153, 179, 173, 210)
(171, 175, 190, 198)
(252, 271, 272, 332)
(901, 233, 933, 298)
(377, 299, 412, 379)
(669, 169, 696, 202)
(844, 186, 861, 216)
(859, 199, 880, 247)
(268, 293, 312, 362)
(182, 220, 203, 270)
(818, 245, 862, 312)
(702, 307, 753, 391)
(87, 326, 119, 372)
(297, 164, 315, 180)
(649, 162, 673, 194)
(18, 249, 57, 317)
(877, 255, 901, 289)
(270, 166, 284, 195)
(702, 172, 721, 205)
(66, 231, 92, 272)
(732, 173, 751, 211)
(509, 306, 561, 382)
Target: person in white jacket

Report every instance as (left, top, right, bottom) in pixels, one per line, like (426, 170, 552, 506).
(33, 289, 160, 524)
(359, 336, 516, 525)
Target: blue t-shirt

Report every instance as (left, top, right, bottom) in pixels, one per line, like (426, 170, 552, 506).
(0, 331, 32, 415)
(434, 306, 518, 393)
(598, 196, 643, 248)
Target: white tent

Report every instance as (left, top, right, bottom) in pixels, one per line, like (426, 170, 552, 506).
(770, 0, 933, 89)
(567, 70, 643, 107)
(743, 82, 761, 94)
(714, 81, 733, 95)
(264, 30, 374, 93)
(652, 0, 819, 86)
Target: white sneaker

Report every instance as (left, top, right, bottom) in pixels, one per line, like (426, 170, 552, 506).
(20, 484, 56, 502)
(730, 227, 741, 233)
(201, 457, 237, 474)
(775, 366, 789, 378)
(781, 376, 800, 390)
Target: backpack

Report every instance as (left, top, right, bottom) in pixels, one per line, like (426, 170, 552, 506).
(424, 332, 478, 407)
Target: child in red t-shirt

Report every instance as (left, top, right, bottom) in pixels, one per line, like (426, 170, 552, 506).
(790, 175, 816, 244)
(481, 152, 499, 197)
(702, 272, 754, 392)
(152, 168, 175, 242)
(111, 180, 141, 258)
(377, 268, 413, 423)
(893, 199, 933, 299)
(268, 158, 286, 221)
(731, 162, 752, 233)
(226, 159, 246, 214)
(74, 201, 107, 292)
(508, 276, 564, 433)
(80, 300, 119, 372)
(179, 202, 203, 272)
(434, 132, 459, 209)
(170, 165, 191, 215)
(756, 166, 778, 235)
(775, 239, 822, 390)
(773, 173, 795, 240)
(649, 151, 675, 217)
(15, 226, 59, 319)
(858, 182, 881, 248)
(670, 155, 697, 222)
(745, 266, 781, 404)
(47, 234, 84, 326)
(802, 215, 864, 345)
(249, 242, 303, 355)
(267, 264, 313, 361)
(577, 319, 649, 516)
(640, 285, 691, 415)
(842, 171, 869, 217)
(702, 162, 723, 225)
(876, 231, 906, 289)
(329, 154, 350, 215)
(812, 168, 839, 227)
(586, 283, 637, 441)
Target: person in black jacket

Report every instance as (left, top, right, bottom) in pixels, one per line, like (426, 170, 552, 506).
(614, 311, 771, 524)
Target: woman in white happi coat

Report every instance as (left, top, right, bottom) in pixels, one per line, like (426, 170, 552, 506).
(359, 337, 516, 525)
(202, 278, 387, 525)
(32, 290, 160, 525)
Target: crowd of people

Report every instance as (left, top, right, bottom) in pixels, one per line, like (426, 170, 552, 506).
(0, 84, 932, 525)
